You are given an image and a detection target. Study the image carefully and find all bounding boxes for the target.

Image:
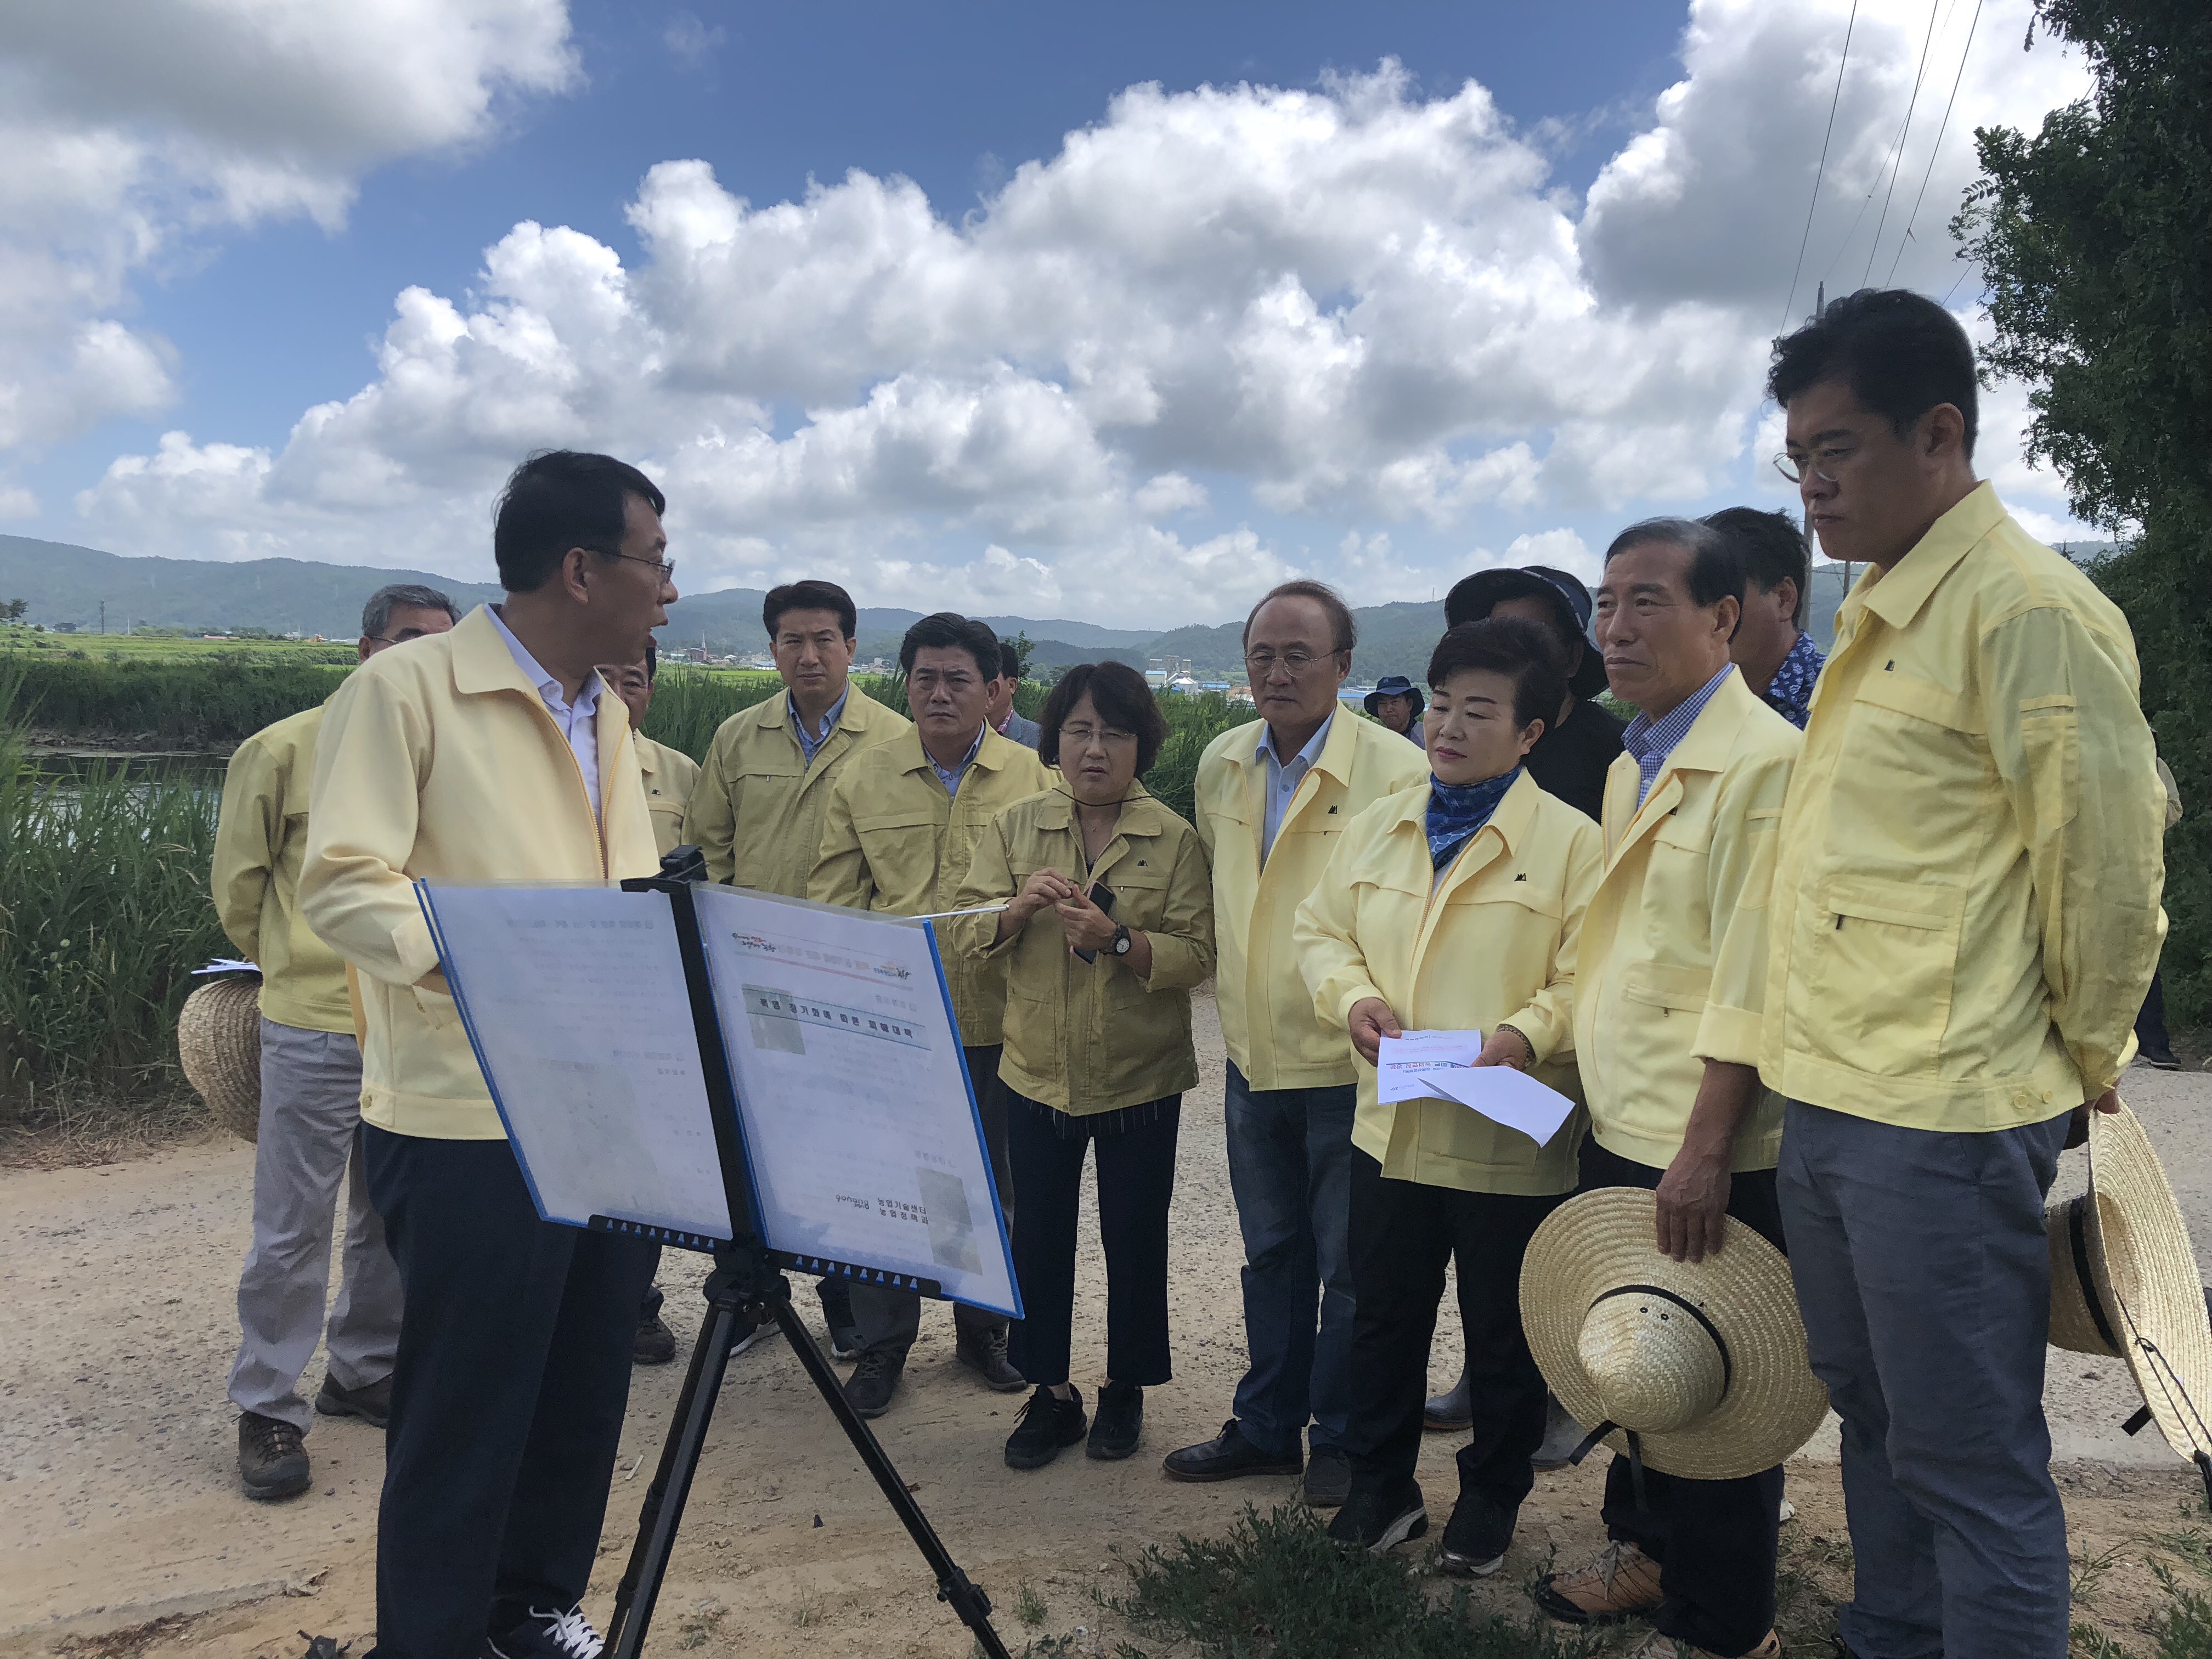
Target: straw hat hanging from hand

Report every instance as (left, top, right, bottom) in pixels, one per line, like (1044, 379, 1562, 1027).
(1521, 1188, 1829, 1482)
(2045, 1100, 2212, 1486)
(178, 974, 263, 1142)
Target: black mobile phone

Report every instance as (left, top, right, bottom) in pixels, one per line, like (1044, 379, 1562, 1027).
(1072, 881, 1118, 963)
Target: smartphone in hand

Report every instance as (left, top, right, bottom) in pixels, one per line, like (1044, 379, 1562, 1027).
(1071, 881, 1118, 963)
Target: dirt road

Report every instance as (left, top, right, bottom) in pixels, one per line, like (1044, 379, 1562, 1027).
(3, 992, 2207, 1657)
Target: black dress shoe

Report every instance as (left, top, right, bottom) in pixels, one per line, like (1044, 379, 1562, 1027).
(1161, 1419, 1303, 1482)
(1088, 1381, 1143, 1459)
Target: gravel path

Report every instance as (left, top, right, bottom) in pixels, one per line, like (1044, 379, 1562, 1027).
(1, 992, 2204, 1655)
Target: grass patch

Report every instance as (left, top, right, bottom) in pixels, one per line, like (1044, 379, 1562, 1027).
(1104, 1505, 1601, 1659)
(1015, 1581, 1049, 1627)
(9, 653, 352, 747)
(0, 667, 229, 1131)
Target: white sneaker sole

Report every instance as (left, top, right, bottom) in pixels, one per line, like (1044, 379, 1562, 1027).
(728, 1324, 772, 1359)
(1360, 1506, 1429, 1554)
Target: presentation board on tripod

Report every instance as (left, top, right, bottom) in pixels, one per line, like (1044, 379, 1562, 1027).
(419, 877, 1019, 1319)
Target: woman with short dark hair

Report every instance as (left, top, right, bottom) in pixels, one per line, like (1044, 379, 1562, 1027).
(1294, 617, 1602, 1571)
(953, 660, 1214, 1470)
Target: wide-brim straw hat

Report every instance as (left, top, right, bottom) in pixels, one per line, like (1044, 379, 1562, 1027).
(178, 975, 263, 1142)
(1521, 1188, 1829, 1480)
(2046, 1101, 2212, 1468)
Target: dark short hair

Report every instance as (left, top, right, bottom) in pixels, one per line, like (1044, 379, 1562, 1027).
(493, 450, 665, 594)
(997, 640, 1025, 681)
(1604, 517, 1747, 631)
(1426, 617, 1566, 735)
(1242, 579, 1356, 654)
(360, 582, 458, 639)
(1703, 506, 1810, 626)
(899, 612, 1000, 679)
(644, 636, 658, 681)
(1039, 661, 1170, 776)
(763, 579, 857, 641)
(1768, 287, 1979, 459)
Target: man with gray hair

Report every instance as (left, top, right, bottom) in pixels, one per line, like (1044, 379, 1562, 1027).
(212, 580, 458, 1500)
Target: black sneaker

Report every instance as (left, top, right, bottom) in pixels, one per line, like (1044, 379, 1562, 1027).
(1302, 1446, 1352, 1508)
(844, 1346, 906, 1418)
(1162, 1419, 1303, 1482)
(726, 1309, 772, 1359)
(314, 1372, 392, 1429)
(486, 1604, 606, 1658)
(2142, 1045, 2181, 1071)
(1435, 1489, 1514, 1577)
(1005, 1385, 1087, 1470)
(955, 1323, 1028, 1391)
(633, 1308, 676, 1365)
(1325, 1479, 1427, 1553)
(238, 1411, 311, 1501)
(1087, 1381, 1143, 1460)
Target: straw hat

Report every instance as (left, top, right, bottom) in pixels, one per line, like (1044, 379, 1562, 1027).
(178, 975, 263, 1142)
(2045, 1102, 2212, 1467)
(1521, 1188, 1829, 1480)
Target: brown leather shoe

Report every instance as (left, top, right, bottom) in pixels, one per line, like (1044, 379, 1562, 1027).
(1533, 1539, 1664, 1624)
(1619, 1628, 1780, 1658)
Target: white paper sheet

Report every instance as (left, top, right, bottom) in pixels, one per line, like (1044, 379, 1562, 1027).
(420, 883, 734, 1243)
(1410, 1064, 1577, 1149)
(1375, 1028, 1486, 1104)
(193, 958, 259, 975)
(691, 884, 1020, 1319)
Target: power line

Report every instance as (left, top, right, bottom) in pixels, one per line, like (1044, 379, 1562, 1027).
(1863, 0, 1946, 287)
(1884, 0, 1985, 286)
(1780, 0, 1861, 332)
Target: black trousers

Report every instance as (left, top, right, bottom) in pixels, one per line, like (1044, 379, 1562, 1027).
(1005, 1091, 1180, 1387)
(363, 1126, 656, 1659)
(1344, 1149, 1563, 1518)
(1581, 1136, 1785, 1658)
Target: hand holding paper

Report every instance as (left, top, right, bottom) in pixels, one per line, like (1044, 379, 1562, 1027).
(1375, 1029, 1486, 1104)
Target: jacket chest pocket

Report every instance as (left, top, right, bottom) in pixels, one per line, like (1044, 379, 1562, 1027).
(1832, 672, 1991, 853)
(1804, 876, 1963, 1068)
(855, 808, 941, 879)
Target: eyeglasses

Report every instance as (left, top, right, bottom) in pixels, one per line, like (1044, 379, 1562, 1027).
(1771, 446, 1852, 485)
(1058, 724, 1137, 748)
(1243, 647, 1343, 676)
(584, 546, 677, 582)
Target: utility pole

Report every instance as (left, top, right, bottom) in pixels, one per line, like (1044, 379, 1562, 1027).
(99, 600, 105, 635)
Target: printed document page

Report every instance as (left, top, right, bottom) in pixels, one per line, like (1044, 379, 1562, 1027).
(420, 883, 733, 1242)
(692, 884, 1019, 1319)
(1375, 1028, 1486, 1104)
(1412, 1064, 1577, 1149)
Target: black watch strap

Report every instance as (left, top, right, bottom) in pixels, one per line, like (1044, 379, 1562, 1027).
(1111, 923, 1132, 955)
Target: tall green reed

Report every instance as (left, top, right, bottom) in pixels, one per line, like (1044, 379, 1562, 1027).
(14, 655, 351, 746)
(0, 665, 227, 1120)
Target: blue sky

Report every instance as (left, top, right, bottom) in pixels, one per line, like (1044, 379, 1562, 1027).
(0, 1, 2091, 624)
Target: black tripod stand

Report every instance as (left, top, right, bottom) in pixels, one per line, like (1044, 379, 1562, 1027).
(597, 866, 1012, 1658)
(601, 1240, 1009, 1658)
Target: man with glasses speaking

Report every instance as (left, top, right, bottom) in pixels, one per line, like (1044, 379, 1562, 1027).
(1164, 580, 1425, 1507)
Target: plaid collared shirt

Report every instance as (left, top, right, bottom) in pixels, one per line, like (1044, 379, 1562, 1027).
(1622, 664, 1736, 806)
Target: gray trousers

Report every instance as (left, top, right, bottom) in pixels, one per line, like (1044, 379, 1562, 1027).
(851, 1044, 1013, 1355)
(1777, 1098, 2073, 1659)
(227, 1018, 403, 1431)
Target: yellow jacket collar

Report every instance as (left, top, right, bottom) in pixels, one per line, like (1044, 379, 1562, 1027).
(891, 723, 1023, 778)
(1031, 780, 1168, 837)
(1231, 712, 1354, 785)
(1374, 764, 1538, 856)
(1858, 480, 2007, 632)
(449, 604, 561, 701)
(743, 680, 882, 734)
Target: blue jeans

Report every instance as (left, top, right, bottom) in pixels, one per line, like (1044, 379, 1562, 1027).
(1224, 1060, 1357, 1457)
(1778, 1099, 2073, 1659)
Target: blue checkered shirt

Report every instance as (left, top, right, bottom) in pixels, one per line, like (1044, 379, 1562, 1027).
(1622, 664, 1735, 806)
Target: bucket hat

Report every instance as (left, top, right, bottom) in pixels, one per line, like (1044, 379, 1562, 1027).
(1442, 566, 1609, 701)
(1521, 1188, 1829, 1481)
(1362, 674, 1423, 721)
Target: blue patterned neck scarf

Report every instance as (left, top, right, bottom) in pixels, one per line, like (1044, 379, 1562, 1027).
(1426, 767, 1520, 870)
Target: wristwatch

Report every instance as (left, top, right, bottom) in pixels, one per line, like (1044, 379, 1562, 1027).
(1110, 923, 1133, 957)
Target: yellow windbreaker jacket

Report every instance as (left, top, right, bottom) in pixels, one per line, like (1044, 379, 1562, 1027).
(950, 784, 1215, 1116)
(1575, 670, 1799, 1173)
(1760, 483, 2166, 1131)
(635, 733, 702, 860)
(1194, 713, 1427, 1091)
(298, 606, 661, 1139)
(809, 726, 1054, 1047)
(211, 702, 352, 1033)
(1293, 771, 1604, 1196)
(684, 684, 910, 893)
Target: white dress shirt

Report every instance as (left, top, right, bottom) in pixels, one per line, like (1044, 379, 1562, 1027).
(1259, 712, 1334, 862)
(487, 604, 604, 819)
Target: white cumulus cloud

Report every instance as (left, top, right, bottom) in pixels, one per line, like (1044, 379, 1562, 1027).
(61, 0, 2096, 624)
